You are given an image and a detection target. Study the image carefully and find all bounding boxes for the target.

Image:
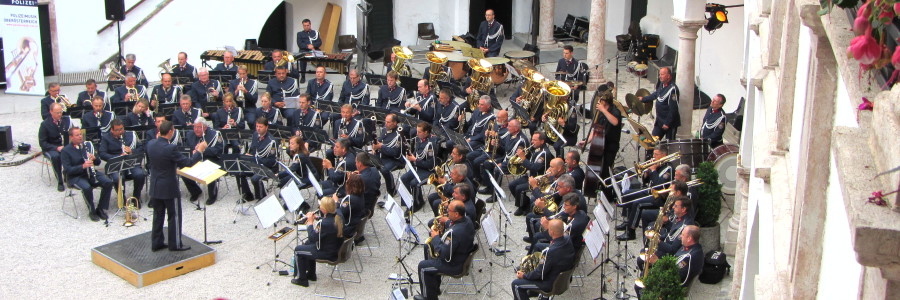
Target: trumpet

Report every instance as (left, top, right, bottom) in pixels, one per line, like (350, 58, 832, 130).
(127, 87, 139, 101)
(533, 192, 559, 214)
(236, 79, 246, 103)
(619, 179, 703, 205)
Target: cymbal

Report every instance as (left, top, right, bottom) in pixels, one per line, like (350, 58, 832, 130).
(625, 89, 653, 116)
(635, 88, 650, 98)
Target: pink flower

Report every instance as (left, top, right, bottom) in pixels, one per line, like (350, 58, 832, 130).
(859, 97, 873, 111)
(853, 16, 870, 35)
(858, 2, 871, 19)
(893, 45, 900, 67)
(895, 3, 900, 16)
(847, 32, 881, 65)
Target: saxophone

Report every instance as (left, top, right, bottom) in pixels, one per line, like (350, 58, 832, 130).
(425, 183, 449, 258)
(635, 194, 677, 288)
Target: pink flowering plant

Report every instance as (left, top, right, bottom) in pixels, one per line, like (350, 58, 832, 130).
(822, 0, 900, 86)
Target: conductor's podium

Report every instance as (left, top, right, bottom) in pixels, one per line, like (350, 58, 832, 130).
(91, 231, 216, 287)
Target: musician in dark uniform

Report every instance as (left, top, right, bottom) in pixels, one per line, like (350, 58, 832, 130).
(464, 96, 494, 150)
(480, 119, 528, 195)
(508, 80, 543, 134)
(296, 19, 323, 83)
(319, 139, 357, 196)
(354, 153, 382, 215)
(577, 89, 621, 180)
(400, 122, 437, 211)
(292, 94, 323, 149)
(640, 66, 679, 140)
(429, 164, 476, 216)
(182, 121, 224, 205)
(700, 94, 728, 148)
(641, 224, 704, 287)
(526, 157, 565, 199)
(171, 52, 198, 79)
(77, 79, 105, 108)
(405, 79, 437, 123)
(426, 184, 477, 243)
(554, 45, 585, 101)
(511, 219, 575, 300)
(639, 169, 696, 227)
(82, 97, 115, 133)
(214, 93, 245, 130)
(61, 127, 114, 222)
(39, 104, 71, 191)
(40, 83, 66, 120)
(476, 9, 504, 57)
(470, 109, 508, 186)
(212, 50, 238, 74)
(415, 200, 476, 300)
(121, 53, 149, 87)
(255, 93, 283, 125)
(372, 113, 404, 196)
(98, 119, 146, 203)
(616, 148, 673, 241)
(307, 66, 334, 104)
(530, 193, 590, 254)
(123, 100, 154, 128)
(172, 95, 204, 127)
(564, 151, 585, 189)
(433, 88, 462, 132)
(146, 115, 181, 146)
(509, 132, 551, 215)
(336, 173, 367, 237)
(267, 66, 298, 123)
(150, 74, 182, 108)
(376, 71, 406, 112)
(237, 117, 278, 201)
(229, 65, 259, 115)
(111, 74, 148, 103)
(338, 69, 369, 108)
(146, 120, 204, 251)
(292, 198, 344, 287)
(325, 105, 365, 163)
(188, 68, 222, 108)
(278, 135, 316, 189)
(524, 173, 572, 242)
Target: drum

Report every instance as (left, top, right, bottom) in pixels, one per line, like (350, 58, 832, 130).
(626, 61, 638, 73)
(445, 52, 469, 81)
(708, 144, 739, 195)
(634, 64, 648, 77)
(616, 34, 632, 52)
(657, 139, 710, 169)
(504, 50, 537, 66)
(484, 57, 510, 85)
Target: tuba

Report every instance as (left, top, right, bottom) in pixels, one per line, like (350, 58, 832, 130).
(124, 197, 140, 227)
(465, 58, 493, 111)
(426, 52, 449, 90)
(391, 46, 413, 77)
(518, 68, 546, 118)
(105, 62, 126, 81)
(158, 58, 173, 75)
(541, 81, 571, 142)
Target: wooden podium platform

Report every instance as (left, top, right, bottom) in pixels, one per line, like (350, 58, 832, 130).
(91, 231, 216, 287)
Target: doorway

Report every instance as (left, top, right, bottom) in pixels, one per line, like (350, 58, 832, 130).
(469, 0, 512, 39)
(38, 3, 54, 76)
(258, 2, 287, 50)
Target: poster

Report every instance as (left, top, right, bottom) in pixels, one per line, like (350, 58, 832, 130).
(2, 0, 44, 95)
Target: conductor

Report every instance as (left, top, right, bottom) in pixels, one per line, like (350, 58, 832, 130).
(147, 120, 206, 252)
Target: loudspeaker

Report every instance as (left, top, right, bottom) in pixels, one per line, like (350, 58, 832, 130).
(0, 126, 12, 152)
(105, 0, 125, 21)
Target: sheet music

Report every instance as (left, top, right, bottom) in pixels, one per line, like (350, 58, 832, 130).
(598, 191, 615, 223)
(486, 170, 506, 200)
(403, 157, 421, 183)
(592, 202, 610, 234)
(584, 220, 606, 260)
(307, 169, 323, 196)
(254, 195, 286, 229)
(481, 211, 500, 246)
(398, 181, 414, 208)
(280, 180, 305, 213)
(385, 201, 406, 241)
(283, 97, 299, 109)
(189, 160, 222, 180)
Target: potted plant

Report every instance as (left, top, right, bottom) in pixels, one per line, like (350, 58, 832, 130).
(640, 255, 687, 300)
(695, 161, 723, 252)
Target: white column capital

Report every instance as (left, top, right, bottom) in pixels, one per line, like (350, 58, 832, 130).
(672, 17, 707, 38)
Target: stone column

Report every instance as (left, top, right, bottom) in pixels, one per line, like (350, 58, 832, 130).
(537, 0, 556, 50)
(673, 17, 706, 139)
(586, 0, 607, 90)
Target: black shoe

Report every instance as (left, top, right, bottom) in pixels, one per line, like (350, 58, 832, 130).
(615, 222, 628, 231)
(205, 197, 217, 205)
(412, 295, 425, 300)
(616, 230, 636, 241)
(513, 208, 527, 216)
(377, 201, 386, 208)
(485, 197, 497, 203)
(96, 210, 108, 220)
(171, 245, 192, 251)
(57, 183, 65, 192)
(189, 193, 201, 202)
(525, 245, 532, 252)
(477, 187, 492, 195)
(147, 200, 154, 208)
(152, 244, 168, 252)
(354, 236, 366, 245)
(308, 274, 318, 282)
(522, 236, 532, 243)
(299, 77, 307, 84)
(88, 211, 100, 222)
(291, 278, 309, 287)
(242, 193, 255, 202)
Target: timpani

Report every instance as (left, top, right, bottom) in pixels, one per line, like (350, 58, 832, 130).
(445, 52, 470, 81)
(483, 57, 510, 85)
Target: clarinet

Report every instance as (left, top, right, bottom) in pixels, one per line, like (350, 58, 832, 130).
(83, 142, 97, 180)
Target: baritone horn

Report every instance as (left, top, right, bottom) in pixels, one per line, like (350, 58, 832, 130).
(158, 58, 173, 75)
(391, 46, 413, 77)
(465, 58, 494, 111)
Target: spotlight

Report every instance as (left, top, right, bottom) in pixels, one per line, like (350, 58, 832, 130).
(704, 3, 729, 32)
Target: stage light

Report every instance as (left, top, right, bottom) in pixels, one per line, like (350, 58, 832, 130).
(705, 3, 729, 32)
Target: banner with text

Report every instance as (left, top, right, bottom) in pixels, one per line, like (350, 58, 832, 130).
(1, 0, 45, 95)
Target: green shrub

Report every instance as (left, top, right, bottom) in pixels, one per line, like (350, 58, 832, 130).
(640, 255, 687, 300)
(695, 161, 722, 227)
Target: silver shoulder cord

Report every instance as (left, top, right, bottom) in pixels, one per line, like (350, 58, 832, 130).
(439, 103, 458, 123)
(350, 83, 368, 101)
(441, 228, 454, 262)
(471, 114, 495, 135)
(341, 195, 352, 225)
(388, 87, 405, 105)
(317, 82, 333, 101)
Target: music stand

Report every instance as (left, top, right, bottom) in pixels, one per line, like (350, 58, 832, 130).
(257, 70, 275, 83)
(208, 71, 236, 87)
(314, 100, 342, 114)
(203, 102, 224, 116)
(485, 170, 517, 268)
(385, 197, 420, 294)
(105, 154, 144, 227)
(83, 127, 102, 145)
(67, 105, 88, 120)
(356, 105, 390, 123)
(111, 102, 132, 117)
(220, 128, 254, 149)
(171, 76, 195, 87)
(441, 125, 471, 151)
(177, 160, 228, 244)
(398, 76, 419, 94)
(295, 125, 330, 148)
(157, 103, 178, 118)
(507, 101, 531, 128)
(107, 80, 125, 91)
(253, 194, 294, 279)
(394, 113, 421, 129)
(221, 154, 272, 223)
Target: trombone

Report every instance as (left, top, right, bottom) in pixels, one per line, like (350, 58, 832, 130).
(617, 179, 703, 205)
(600, 152, 681, 188)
